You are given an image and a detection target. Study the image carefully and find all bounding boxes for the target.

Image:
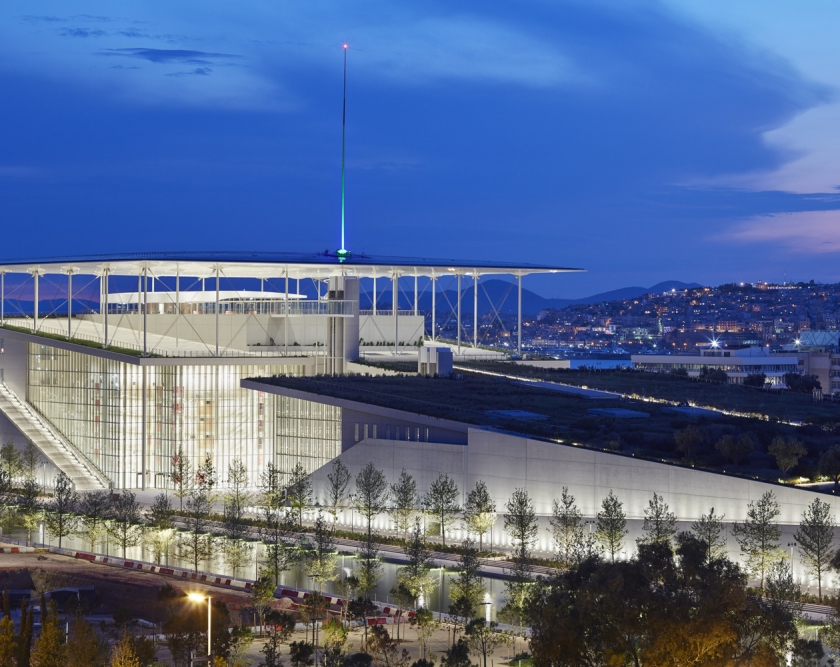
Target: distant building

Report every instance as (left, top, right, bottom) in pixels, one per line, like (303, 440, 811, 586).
(631, 345, 799, 385)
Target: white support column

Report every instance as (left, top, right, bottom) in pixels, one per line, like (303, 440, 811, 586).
(103, 270, 109, 349)
(517, 273, 523, 355)
(142, 266, 148, 357)
(414, 273, 418, 316)
(473, 272, 478, 348)
(284, 266, 289, 356)
(1, 271, 4, 324)
(33, 272, 39, 332)
(393, 273, 399, 356)
(67, 271, 73, 340)
(431, 273, 436, 341)
(141, 366, 147, 491)
(457, 273, 461, 355)
(215, 266, 220, 357)
(373, 275, 377, 316)
(175, 270, 180, 348)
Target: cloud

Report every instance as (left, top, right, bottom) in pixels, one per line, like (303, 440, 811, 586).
(166, 67, 211, 77)
(18, 15, 65, 23)
(60, 27, 106, 38)
(100, 47, 241, 66)
(721, 210, 840, 253)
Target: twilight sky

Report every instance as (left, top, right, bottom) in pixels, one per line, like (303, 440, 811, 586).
(1, 1, 839, 298)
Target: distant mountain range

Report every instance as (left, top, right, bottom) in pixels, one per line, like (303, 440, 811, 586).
(2, 281, 701, 318)
(361, 279, 702, 316)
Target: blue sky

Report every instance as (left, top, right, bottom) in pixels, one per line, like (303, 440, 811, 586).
(1, 1, 839, 298)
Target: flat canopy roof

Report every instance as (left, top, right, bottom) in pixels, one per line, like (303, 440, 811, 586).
(0, 251, 582, 279)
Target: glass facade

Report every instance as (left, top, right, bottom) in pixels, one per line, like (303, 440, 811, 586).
(275, 396, 342, 482)
(26, 343, 317, 489)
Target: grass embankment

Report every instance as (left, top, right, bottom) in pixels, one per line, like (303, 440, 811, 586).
(256, 368, 840, 488)
(0, 323, 148, 357)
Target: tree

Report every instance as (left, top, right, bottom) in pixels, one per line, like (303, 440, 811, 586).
(784, 372, 821, 394)
(463, 480, 497, 552)
(465, 619, 506, 667)
(353, 462, 389, 541)
(105, 631, 139, 667)
(795, 497, 835, 601)
(768, 436, 807, 476)
(700, 368, 728, 383)
(21, 441, 42, 482)
(596, 490, 627, 562)
(43, 470, 78, 549)
(820, 446, 840, 494)
(715, 433, 756, 467)
(259, 463, 300, 587)
(743, 372, 767, 388)
(287, 462, 313, 527)
(31, 600, 65, 667)
(396, 518, 437, 609)
(107, 489, 142, 559)
(356, 534, 384, 600)
(366, 626, 410, 667)
(251, 574, 275, 636)
(180, 481, 214, 573)
(449, 538, 484, 622)
(638, 492, 677, 547)
(389, 469, 418, 540)
(77, 490, 112, 553)
(170, 446, 192, 511)
(66, 615, 105, 667)
(410, 608, 439, 662)
(289, 640, 315, 667)
(144, 492, 175, 565)
(423, 473, 460, 546)
(674, 425, 705, 461)
(0, 440, 22, 485)
(504, 488, 537, 560)
(441, 639, 472, 667)
(549, 487, 586, 569)
(17, 478, 42, 547)
(221, 459, 253, 578)
(0, 615, 15, 667)
(326, 459, 352, 528)
(305, 511, 338, 592)
(691, 507, 727, 562)
(732, 490, 783, 589)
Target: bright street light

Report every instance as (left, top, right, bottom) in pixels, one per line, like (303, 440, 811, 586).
(188, 592, 212, 658)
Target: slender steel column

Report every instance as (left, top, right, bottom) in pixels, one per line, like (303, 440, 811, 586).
(215, 267, 220, 357)
(33, 272, 39, 332)
(141, 366, 147, 491)
(393, 273, 399, 355)
(67, 271, 73, 339)
(1, 271, 4, 324)
(431, 274, 436, 341)
(373, 275, 377, 316)
(414, 273, 418, 316)
(143, 267, 148, 356)
(175, 270, 180, 348)
(473, 272, 478, 348)
(517, 273, 523, 355)
(103, 270, 109, 349)
(284, 266, 289, 356)
(457, 273, 461, 354)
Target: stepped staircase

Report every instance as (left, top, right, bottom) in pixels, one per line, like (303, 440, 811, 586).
(0, 382, 110, 491)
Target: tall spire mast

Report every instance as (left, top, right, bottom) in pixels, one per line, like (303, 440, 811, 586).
(338, 44, 350, 258)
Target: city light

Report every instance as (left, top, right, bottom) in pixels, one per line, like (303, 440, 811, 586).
(187, 592, 205, 603)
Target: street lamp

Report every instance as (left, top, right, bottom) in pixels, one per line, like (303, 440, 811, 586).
(187, 592, 213, 662)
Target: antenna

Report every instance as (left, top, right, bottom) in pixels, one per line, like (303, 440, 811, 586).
(337, 44, 351, 259)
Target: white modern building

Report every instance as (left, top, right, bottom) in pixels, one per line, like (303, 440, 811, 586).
(631, 345, 800, 384)
(0, 251, 573, 491)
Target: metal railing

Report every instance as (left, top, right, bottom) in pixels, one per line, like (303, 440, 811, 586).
(106, 299, 357, 317)
(1, 322, 327, 359)
(359, 310, 418, 317)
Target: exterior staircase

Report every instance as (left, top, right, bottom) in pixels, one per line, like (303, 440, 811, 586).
(0, 382, 110, 491)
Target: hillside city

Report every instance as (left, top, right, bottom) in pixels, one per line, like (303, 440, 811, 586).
(514, 281, 840, 355)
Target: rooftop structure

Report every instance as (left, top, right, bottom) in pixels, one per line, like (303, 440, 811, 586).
(0, 250, 579, 492)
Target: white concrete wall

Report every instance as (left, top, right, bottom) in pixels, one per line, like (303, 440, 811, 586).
(0, 336, 27, 397)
